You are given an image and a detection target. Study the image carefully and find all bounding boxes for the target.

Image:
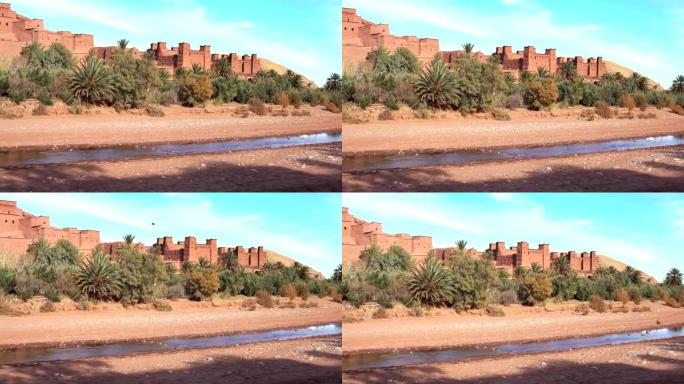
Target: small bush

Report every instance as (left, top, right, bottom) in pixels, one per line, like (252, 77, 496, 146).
(288, 92, 302, 108)
(575, 303, 590, 316)
(145, 105, 165, 117)
(580, 109, 595, 121)
(283, 283, 297, 301)
(501, 289, 517, 306)
(589, 294, 607, 313)
(32, 105, 49, 116)
(75, 297, 91, 311)
(383, 95, 399, 111)
(372, 307, 389, 319)
(594, 101, 613, 119)
(612, 305, 629, 313)
(296, 282, 310, 300)
(506, 93, 524, 110)
(485, 306, 505, 317)
(632, 305, 651, 312)
(491, 109, 511, 121)
(185, 268, 219, 301)
(637, 112, 657, 119)
(299, 301, 318, 308)
(39, 301, 56, 313)
(279, 301, 296, 309)
(379, 109, 393, 121)
(255, 289, 273, 308)
(248, 98, 266, 116)
(275, 91, 290, 108)
(241, 298, 257, 311)
(152, 299, 172, 312)
(615, 289, 629, 305)
(167, 283, 186, 300)
(292, 110, 311, 117)
(518, 274, 553, 306)
(414, 108, 429, 119)
(325, 102, 341, 113)
(671, 105, 684, 116)
(634, 93, 648, 111)
(628, 287, 642, 305)
(664, 296, 681, 308)
(408, 305, 424, 317)
(620, 95, 636, 111)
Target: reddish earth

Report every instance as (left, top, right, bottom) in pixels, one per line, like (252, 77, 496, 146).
(342, 145, 684, 192)
(0, 297, 341, 348)
(342, 301, 683, 355)
(0, 336, 341, 384)
(342, 107, 684, 155)
(0, 143, 341, 192)
(0, 106, 340, 151)
(343, 337, 684, 384)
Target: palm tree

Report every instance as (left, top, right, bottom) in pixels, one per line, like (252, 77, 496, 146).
(174, 67, 190, 80)
(530, 262, 543, 275)
(558, 61, 578, 81)
(117, 39, 129, 50)
(414, 58, 462, 109)
(75, 252, 122, 301)
(665, 268, 682, 286)
(286, 70, 303, 89)
(212, 57, 232, 79)
(69, 55, 114, 105)
(536, 67, 550, 79)
(631, 73, 648, 92)
(20, 42, 44, 68)
(123, 234, 135, 245)
(191, 64, 205, 75)
(325, 73, 342, 91)
(198, 258, 212, 269)
(672, 75, 684, 93)
(513, 266, 528, 280)
(332, 264, 342, 282)
(462, 43, 475, 54)
(520, 70, 534, 83)
(552, 256, 571, 277)
(408, 257, 455, 306)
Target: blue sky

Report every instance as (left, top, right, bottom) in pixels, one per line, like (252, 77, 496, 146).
(343, 193, 684, 282)
(11, 0, 340, 85)
(344, 0, 683, 88)
(0, 193, 341, 277)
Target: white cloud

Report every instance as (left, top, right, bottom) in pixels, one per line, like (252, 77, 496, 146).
(491, 193, 515, 202)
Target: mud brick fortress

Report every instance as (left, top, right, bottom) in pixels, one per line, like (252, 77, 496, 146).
(0, 200, 99, 255)
(342, 208, 599, 276)
(0, 200, 267, 270)
(0, 2, 93, 60)
(0, 3, 260, 77)
(343, 8, 606, 82)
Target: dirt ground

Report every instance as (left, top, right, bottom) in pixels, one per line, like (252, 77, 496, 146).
(342, 107, 684, 155)
(343, 145, 684, 192)
(0, 297, 341, 348)
(0, 143, 341, 192)
(343, 337, 684, 384)
(0, 104, 341, 150)
(342, 301, 684, 355)
(0, 336, 341, 384)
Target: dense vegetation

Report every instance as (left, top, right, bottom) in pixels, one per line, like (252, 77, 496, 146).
(342, 45, 684, 119)
(342, 240, 684, 314)
(0, 236, 341, 312)
(0, 41, 342, 115)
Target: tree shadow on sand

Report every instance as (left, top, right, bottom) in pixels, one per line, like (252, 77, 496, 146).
(0, 145, 342, 192)
(343, 155, 684, 192)
(342, 339, 684, 384)
(0, 343, 341, 384)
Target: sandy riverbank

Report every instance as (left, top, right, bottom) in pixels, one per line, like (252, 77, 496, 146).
(343, 337, 684, 384)
(0, 105, 340, 151)
(0, 336, 341, 384)
(0, 143, 341, 192)
(343, 145, 684, 192)
(342, 301, 684, 355)
(0, 297, 341, 348)
(343, 107, 684, 156)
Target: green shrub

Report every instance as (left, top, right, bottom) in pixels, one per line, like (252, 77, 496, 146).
(634, 93, 648, 111)
(523, 78, 558, 110)
(517, 273, 552, 306)
(501, 289, 517, 306)
(0, 266, 16, 295)
(628, 287, 642, 304)
(178, 74, 212, 107)
(383, 94, 399, 110)
(167, 283, 185, 300)
(185, 268, 219, 301)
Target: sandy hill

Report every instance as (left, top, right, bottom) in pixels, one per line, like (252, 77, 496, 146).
(604, 60, 663, 90)
(259, 58, 317, 88)
(598, 254, 656, 283)
(265, 250, 325, 279)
